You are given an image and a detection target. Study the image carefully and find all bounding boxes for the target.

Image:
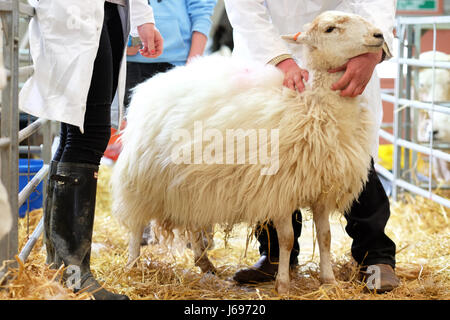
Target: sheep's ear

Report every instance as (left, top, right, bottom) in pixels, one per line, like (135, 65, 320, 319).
(281, 32, 308, 44)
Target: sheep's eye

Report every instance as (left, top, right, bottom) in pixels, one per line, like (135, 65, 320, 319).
(325, 26, 336, 33)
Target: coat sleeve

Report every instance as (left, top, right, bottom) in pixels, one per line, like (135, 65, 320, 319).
(224, 0, 291, 64)
(130, 0, 155, 31)
(344, 0, 397, 59)
(187, 0, 217, 37)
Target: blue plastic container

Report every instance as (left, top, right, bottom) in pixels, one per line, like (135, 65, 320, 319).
(18, 159, 44, 218)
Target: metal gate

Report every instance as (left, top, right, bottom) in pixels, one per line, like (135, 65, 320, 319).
(376, 15, 450, 208)
(0, 0, 54, 276)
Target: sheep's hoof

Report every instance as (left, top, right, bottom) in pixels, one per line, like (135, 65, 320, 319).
(275, 279, 290, 295)
(125, 258, 139, 271)
(320, 275, 338, 286)
(195, 258, 217, 274)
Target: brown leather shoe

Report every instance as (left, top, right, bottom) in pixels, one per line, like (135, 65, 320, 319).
(233, 255, 280, 284)
(360, 264, 400, 293)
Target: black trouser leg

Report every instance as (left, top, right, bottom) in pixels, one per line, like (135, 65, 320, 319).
(46, 3, 128, 300)
(345, 159, 396, 268)
(124, 62, 174, 108)
(256, 210, 302, 264)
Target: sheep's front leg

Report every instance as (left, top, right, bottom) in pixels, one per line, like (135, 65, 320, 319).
(273, 216, 294, 295)
(189, 231, 216, 274)
(127, 224, 145, 268)
(312, 205, 336, 284)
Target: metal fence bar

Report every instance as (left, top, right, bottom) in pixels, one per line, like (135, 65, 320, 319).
(397, 15, 450, 25)
(18, 145, 42, 154)
(1, 1, 55, 272)
(18, 118, 47, 143)
(17, 217, 43, 263)
(427, 23, 438, 196)
(5, 64, 33, 78)
(0, 1, 34, 17)
(0, 0, 20, 271)
(393, 58, 450, 69)
(17, 164, 48, 208)
(395, 178, 450, 208)
(381, 93, 450, 115)
(378, 16, 450, 209)
(379, 129, 450, 162)
(403, 27, 414, 183)
(374, 163, 394, 181)
(391, 19, 404, 201)
(0, 137, 10, 148)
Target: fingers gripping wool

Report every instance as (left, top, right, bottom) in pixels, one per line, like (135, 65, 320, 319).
(111, 11, 381, 294)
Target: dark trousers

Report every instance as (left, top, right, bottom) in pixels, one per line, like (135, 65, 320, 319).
(125, 61, 174, 108)
(257, 159, 396, 268)
(54, 2, 125, 165)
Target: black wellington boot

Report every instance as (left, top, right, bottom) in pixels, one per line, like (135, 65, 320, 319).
(43, 160, 59, 266)
(49, 162, 129, 300)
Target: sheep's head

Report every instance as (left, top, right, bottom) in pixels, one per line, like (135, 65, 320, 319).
(418, 51, 450, 102)
(282, 11, 385, 69)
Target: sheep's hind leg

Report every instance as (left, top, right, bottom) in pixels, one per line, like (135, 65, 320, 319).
(273, 216, 294, 295)
(312, 204, 337, 285)
(127, 224, 145, 268)
(189, 230, 216, 274)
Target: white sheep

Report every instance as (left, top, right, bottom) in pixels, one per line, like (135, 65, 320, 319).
(0, 167, 12, 240)
(111, 11, 384, 294)
(0, 18, 12, 241)
(417, 51, 450, 182)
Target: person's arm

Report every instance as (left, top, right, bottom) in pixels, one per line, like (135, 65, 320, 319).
(224, 0, 289, 64)
(186, 0, 217, 63)
(224, 0, 308, 92)
(130, 0, 163, 58)
(330, 0, 396, 97)
(187, 31, 208, 63)
(329, 50, 383, 97)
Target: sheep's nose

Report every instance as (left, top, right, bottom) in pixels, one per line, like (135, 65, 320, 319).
(373, 33, 384, 40)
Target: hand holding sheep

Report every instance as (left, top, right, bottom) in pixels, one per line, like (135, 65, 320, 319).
(277, 47, 383, 97)
(329, 49, 383, 97)
(276, 58, 309, 92)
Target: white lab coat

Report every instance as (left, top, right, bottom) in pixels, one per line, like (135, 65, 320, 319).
(224, 0, 397, 157)
(19, 0, 155, 132)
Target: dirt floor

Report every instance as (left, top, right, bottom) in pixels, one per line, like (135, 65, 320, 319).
(0, 164, 448, 300)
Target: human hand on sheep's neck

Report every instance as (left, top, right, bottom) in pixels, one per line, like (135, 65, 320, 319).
(328, 49, 383, 98)
(276, 58, 309, 93)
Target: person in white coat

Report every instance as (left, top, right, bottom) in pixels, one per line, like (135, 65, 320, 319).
(19, 0, 163, 300)
(224, 0, 400, 292)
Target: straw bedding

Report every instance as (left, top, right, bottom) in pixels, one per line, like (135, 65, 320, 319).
(0, 164, 448, 300)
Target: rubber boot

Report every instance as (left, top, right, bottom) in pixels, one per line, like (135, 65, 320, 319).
(49, 162, 129, 300)
(43, 160, 59, 266)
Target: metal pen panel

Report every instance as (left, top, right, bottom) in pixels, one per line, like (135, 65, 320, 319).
(377, 15, 450, 208)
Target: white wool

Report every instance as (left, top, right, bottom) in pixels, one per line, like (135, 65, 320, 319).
(0, 178, 12, 240)
(111, 11, 383, 292)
